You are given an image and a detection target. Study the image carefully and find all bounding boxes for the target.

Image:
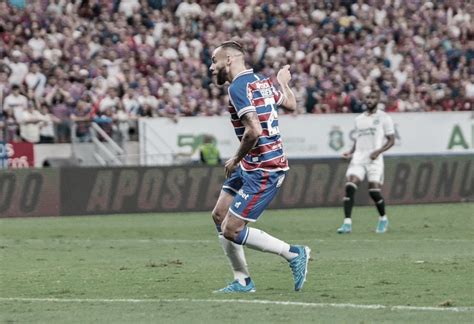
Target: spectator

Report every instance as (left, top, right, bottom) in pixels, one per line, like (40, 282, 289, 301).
(5, 51, 28, 86)
(8, 0, 26, 9)
(18, 104, 43, 143)
(122, 87, 141, 116)
(138, 87, 159, 112)
(2, 108, 19, 142)
(94, 107, 114, 138)
(99, 87, 121, 113)
(28, 30, 47, 60)
(215, 0, 241, 19)
(464, 74, 474, 100)
(39, 103, 60, 143)
(4, 85, 28, 121)
(0, 0, 469, 148)
(175, 0, 203, 27)
(305, 78, 320, 114)
(0, 69, 11, 112)
(47, 90, 70, 143)
(160, 71, 183, 98)
(200, 134, 221, 166)
(25, 62, 47, 99)
(114, 105, 131, 145)
(119, 0, 140, 17)
(70, 99, 92, 142)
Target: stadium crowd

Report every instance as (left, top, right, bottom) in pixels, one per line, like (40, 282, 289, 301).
(0, 0, 472, 143)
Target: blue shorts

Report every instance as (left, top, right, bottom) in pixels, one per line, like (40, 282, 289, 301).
(223, 167, 286, 222)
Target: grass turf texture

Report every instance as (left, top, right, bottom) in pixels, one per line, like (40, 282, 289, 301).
(0, 203, 473, 323)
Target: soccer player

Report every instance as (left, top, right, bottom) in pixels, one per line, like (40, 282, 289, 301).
(209, 41, 310, 292)
(337, 86, 395, 234)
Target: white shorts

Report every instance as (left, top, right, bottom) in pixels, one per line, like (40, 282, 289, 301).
(346, 161, 384, 184)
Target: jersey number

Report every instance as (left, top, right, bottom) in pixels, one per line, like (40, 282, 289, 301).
(267, 109, 280, 136)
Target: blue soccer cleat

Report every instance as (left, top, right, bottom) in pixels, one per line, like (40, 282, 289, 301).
(289, 245, 311, 291)
(376, 218, 389, 233)
(214, 278, 256, 293)
(337, 223, 352, 234)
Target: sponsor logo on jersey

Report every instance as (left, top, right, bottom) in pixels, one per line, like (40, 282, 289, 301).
(238, 189, 249, 200)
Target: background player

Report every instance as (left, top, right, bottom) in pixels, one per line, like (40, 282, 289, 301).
(210, 41, 310, 292)
(337, 86, 395, 234)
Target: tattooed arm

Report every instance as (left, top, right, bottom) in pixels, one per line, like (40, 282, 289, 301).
(224, 111, 262, 178)
(277, 65, 297, 112)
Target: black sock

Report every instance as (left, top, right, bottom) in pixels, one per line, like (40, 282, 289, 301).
(369, 189, 386, 216)
(343, 182, 357, 218)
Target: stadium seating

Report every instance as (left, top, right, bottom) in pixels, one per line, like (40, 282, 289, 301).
(0, 0, 472, 143)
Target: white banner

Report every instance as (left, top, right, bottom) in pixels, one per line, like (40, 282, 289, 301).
(139, 112, 473, 165)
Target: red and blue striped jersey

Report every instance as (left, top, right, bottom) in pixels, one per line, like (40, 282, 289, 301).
(227, 69, 289, 172)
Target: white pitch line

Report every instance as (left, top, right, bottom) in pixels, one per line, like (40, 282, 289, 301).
(0, 297, 473, 313)
(0, 238, 471, 244)
(0, 238, 214, 244)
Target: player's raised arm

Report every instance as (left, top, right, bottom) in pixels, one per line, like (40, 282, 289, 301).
(276, 65, 297, 112)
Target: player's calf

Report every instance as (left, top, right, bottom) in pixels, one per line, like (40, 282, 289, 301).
(337, 182, 357, 233)
(369, 188, 389, 233)
(343, 182, 357, 218)
(369, 188, 385, 216)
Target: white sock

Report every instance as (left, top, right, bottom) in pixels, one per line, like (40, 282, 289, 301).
(244, 227, 297, 261)
(218, 234, 250, 285)
(344, 218, 352, 224)
(379, 215, 388, 221)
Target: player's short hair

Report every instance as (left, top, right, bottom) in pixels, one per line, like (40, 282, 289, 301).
(217, 40, 245, 54)
(367, 85, 380, 97)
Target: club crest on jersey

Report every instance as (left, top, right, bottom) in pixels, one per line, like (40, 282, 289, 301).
(373, 118, 380, 125)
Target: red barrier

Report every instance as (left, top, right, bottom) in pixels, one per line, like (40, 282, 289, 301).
(0, 142, 35, 168)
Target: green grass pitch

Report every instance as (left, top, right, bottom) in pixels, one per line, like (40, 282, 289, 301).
(0, 203, 473, 323)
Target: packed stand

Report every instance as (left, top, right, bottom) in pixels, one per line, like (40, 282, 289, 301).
(0, 0, 472, 143)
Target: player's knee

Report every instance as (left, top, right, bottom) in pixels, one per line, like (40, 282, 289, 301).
(224, 225, 248, 245)
(345, 182, 358, 198)
(211, 207, 226, 225)
(369, 189, 383, 203)
(222, 222, 248, 245)
(222, 224, 237, 242)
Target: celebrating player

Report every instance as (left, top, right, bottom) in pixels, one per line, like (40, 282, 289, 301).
(337, 86, 395, 234)
(209, 41, 311, 292)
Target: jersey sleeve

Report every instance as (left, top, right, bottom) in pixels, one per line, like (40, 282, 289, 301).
(383, 114, 395, 135)
(271, 84, 284, 106)
(228, 83, 256, 118)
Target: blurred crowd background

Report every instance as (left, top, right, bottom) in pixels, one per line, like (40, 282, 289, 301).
(0, 0, 472, 144)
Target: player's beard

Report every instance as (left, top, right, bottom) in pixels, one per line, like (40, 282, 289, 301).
(366, 102, 377, 112)
(216, 67, 228, 86)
